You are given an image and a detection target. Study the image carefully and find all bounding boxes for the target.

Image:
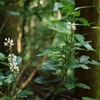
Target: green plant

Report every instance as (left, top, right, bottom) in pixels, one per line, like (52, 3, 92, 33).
(0, 38, 33, 100)
(34, 2, 99, 100)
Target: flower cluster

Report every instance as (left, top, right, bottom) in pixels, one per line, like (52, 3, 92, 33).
(4, 38, 14, 48)
(4, 38, 19, 73)
(8, 54, 19, 73)
(66, 22, 76, 30)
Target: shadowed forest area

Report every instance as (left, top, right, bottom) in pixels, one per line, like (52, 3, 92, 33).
(0, 0, 100, 100)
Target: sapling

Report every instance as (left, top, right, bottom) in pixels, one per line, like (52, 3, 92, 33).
(34, 2, 100, 100)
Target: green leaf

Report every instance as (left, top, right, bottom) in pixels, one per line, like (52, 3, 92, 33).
(65, 62, 80, 69)
(75, 83, 90, 89)
(53, 2, 64, 11)
(79, 64, 90, 69)
(90, 60, 100, 66)
(84, 43, 94, 51)
(67, 77, 78, 84)
(49, 26, 71, 35)
(0, 76, 6, 80)
(74, 5, 95, 11)
(16, 56, 22, 65)
(37, 50, 52, 56)
(0, 96, 12, 100)
(0, 52, 5, 59)
(56, 88, 67, 93)
(82, 97, 98, 100)
(34, 77, 47, 84)
(74, 34, 84, 44)
(39, 60, 59, 70)
(55, 69, 62, 75)
(4, 74, 14, 84)
(16, 88, 33, 99)
(65, 5, 74, 13)
(40, 65, 57, 70)
(80, 55, 90, 63)
(73, 10, 80, 17)
(65, 83, 75, 90)
(74, 34, 94, 51)
(78, 18, 90, 26)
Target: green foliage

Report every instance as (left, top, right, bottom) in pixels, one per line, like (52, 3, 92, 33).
(0, 52, 5, 59)
(16, 56, 22, 65)
(34, 2, 100, 100)
(0, 96, 12, 100)
(0, 0, 99, 100)
(16, 88, 34, 99)
(0, 38, 23, 99)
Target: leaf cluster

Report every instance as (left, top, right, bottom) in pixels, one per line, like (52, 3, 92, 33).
(34, 2, 100, 99)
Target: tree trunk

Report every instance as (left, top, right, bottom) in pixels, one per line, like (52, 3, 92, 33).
(75, 0, 100, 99)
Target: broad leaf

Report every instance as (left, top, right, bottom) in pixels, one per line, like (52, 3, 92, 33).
(16, 88, 33, 99)
(79, 64, 90, 69)
(53, 2, 64, 11)
(73, 10, 80, 17)
(84, 43, 94, 51)
(49, 26, 71, 35)
(90, 60, 100, 66)
(80, 55, 90, 63)
(34, 77, 47, 84)
(65, 83, 75, 90)
(75, 34, 94, 51)
(4, 74, 14, 84)
(55, 69, 62, 75)
(40, 60, 59, 70)
(0, 76, 6, 80)
(16, 56, 22, 65)
(65, 62, 80, 69)
(65, 77, 78, 90)
(74, 34, 84, 44)
(64, 5, 74, 14)
(75, 83, 90, 89)
(0, 52, 5, 60)
(67, 77, 78, 84)
(40, 65, 57, 70)
(77, 18, 90, 26)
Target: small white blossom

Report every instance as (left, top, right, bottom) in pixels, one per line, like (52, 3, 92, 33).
(67, 22, 76, 30)
(9, 65, 19, 73)
(4, 37, 19, 74)
(8, 53, 19, 73)
(8, 54, 17, 63)
(4, 38, 14, 48)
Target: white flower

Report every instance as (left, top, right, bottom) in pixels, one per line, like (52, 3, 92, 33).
(8, 54, 17, 63)
(9, 64, 19, 73)
(8, 53, 19, 73)
(4, 38, 14, 48)
(67, 22, 76, 30)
